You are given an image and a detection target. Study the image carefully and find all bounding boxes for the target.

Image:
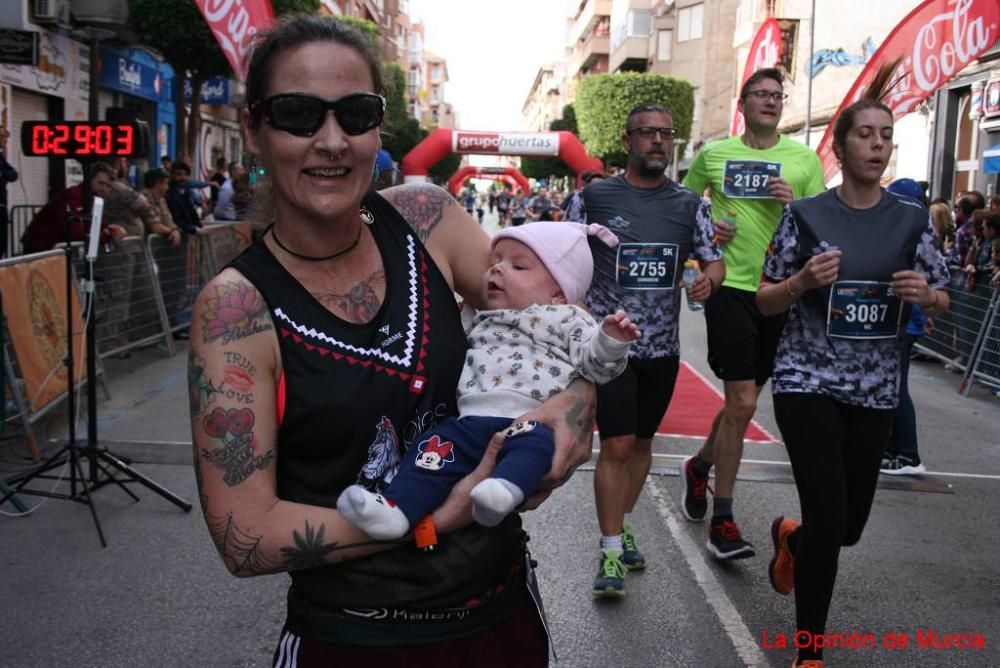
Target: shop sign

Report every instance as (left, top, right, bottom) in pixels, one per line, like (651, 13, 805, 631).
(984, 78, 1000, 118)
(0, 29, 40, 66)
(184, 77, 231, 105)
(99, 47, 162, 101)
(0, 29, 87, 113)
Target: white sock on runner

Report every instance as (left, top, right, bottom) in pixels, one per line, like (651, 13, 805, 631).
(600, 534, 623, 554)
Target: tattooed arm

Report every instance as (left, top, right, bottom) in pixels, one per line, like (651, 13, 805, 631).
(381, 183, 492, 309)
(190, 269, 417, 576)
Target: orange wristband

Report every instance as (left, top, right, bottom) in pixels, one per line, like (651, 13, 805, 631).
(414, 515, 438, 552)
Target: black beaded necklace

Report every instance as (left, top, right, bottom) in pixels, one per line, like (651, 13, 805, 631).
(267, 222, 363, 262)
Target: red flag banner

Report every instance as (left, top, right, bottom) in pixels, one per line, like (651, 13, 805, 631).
(195, 0, 275, 80)
(731, 18, 782, 136)
(817, 0, 1000, 181)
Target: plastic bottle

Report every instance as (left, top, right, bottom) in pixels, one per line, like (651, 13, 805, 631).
(682, 259, 704, 311)
(713, 212, 737, 244)
(723, 211, 738, 232)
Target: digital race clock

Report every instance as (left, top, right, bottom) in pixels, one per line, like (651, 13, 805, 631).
(20, 121, 142, 158)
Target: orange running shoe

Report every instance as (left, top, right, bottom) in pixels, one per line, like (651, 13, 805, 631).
(792, 660, 824, 668)
(769, 516, 799, 595)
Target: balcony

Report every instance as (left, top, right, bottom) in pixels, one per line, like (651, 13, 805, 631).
(568, 0, 612, 44)
(572, 27, 611, 74)
(609, 33, 649, 72)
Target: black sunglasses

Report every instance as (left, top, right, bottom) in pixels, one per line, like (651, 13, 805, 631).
(252, 92, 386, 137)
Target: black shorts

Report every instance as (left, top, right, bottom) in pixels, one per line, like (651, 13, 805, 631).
(705, 285, 787, 385)
(596, 355, 680, 440)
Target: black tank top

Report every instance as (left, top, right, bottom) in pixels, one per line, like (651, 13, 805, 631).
(229, 191, 524, 623)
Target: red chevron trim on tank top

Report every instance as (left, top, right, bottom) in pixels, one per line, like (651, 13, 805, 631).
(274, 234, 433, 389)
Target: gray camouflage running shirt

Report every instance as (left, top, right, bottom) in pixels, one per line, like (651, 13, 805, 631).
(762, 191, 950, 408)
(577, 175, 721, 359)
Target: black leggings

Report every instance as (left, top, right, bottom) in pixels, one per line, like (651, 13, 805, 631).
(773, 393, 895, 661)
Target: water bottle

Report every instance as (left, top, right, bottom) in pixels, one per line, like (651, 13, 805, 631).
(682, 259, 704, 311)
(714, 212, 737, 244)
(723, 212, 738, 234)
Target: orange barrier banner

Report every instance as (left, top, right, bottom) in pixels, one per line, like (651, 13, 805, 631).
(0, 254, 86, 413)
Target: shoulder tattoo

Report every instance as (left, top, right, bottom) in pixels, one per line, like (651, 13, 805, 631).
(390, 184, 455, 243)
(201, 281, 273, 344)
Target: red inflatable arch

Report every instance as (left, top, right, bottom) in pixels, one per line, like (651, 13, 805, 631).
(402, 129, 603, 183)
(448, 166, 530, 196)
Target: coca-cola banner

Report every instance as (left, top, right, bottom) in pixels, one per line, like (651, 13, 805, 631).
(731, 18, 782, 136)
(451, 132, 561, 156)
(195, 0, 274, 80)
(817, 0, 1000, 180)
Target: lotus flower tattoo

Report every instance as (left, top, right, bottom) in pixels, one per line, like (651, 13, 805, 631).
(202, 283, 270, 344)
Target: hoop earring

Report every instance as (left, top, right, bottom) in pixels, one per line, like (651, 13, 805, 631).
(360, 206, 375, 225)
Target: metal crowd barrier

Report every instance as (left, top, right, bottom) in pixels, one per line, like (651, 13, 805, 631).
(6, 205, 42, 258)
(1, 223, 254, 444)
(961, 287, 1000, 395)
(914, 269, 999, 395)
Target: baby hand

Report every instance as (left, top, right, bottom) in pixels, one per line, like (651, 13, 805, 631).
(602, 309, 641, 342)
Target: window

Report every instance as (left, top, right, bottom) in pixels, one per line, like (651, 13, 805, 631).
(628, 9, 651, 37)
(431, 64, 442, 81)
(611, 8, 652, 51)
(657, 30, 673, 61)
(677, 3, 704, 42)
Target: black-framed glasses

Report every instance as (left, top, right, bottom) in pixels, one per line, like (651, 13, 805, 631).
(745, 90, 788, 103)
(252, 92, 386, 137)
(628, 127, 678, 140)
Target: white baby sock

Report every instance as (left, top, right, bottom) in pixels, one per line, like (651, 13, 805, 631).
(336, 485, 410, 540)
(470, 478, 525, 527)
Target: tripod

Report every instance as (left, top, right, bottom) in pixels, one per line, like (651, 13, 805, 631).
(0, 188, 191, 546)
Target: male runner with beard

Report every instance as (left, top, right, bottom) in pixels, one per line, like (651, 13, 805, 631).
(577, 104, 724, 596)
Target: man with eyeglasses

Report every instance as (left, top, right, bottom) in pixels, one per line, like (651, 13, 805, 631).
(681, 67, 825, 561)
(579, 103, 724, 597)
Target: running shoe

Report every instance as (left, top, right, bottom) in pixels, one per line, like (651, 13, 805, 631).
(880, 454, 926, 475)
(592, 549, 627, 598)
(792, 660, 825, 667)
(768, 516, 798, 595)
(879, 453, 895, 470)
(706, 518, 756, 560)
(621, 525, 646, 571)
(680, 456, 710, 522)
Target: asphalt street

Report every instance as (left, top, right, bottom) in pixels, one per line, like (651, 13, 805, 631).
(2, 209, 998, 667)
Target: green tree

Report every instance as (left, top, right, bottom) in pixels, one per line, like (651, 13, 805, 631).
(520, 104, 580, 180)
(336, 15, 379, 44)
(381, 62, 423, 164)
(129, 0, 320, 161)
(428, 149, 461, 185)
(575, 73, 694, 165)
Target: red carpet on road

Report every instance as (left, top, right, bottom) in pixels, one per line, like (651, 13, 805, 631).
(656, 362, 777, 443)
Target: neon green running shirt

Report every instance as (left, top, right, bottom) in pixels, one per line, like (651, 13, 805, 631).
(683, 135, 825, 292)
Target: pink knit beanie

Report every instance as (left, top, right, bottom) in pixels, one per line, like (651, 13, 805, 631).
(492, 222, 619, 304)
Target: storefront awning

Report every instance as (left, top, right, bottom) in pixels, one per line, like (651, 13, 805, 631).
(984, 144, 1000, 174)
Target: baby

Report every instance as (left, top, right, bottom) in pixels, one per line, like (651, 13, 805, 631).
(337, 221, 640, 539)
